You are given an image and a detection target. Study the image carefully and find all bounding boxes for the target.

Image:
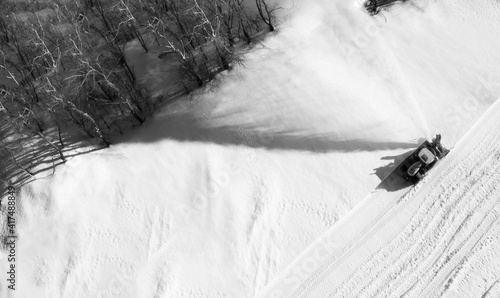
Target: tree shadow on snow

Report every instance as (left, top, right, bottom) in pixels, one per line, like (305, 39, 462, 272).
(0, 124, 105, 198)
(117, 108, 422, 154)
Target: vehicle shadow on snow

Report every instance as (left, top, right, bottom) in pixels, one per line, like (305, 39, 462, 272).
(372, 144, 425, 192)
(116, 108, 421, 153)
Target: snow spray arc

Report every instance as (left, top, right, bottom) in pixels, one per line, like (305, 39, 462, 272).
(342, 9, 431, 136)
(343, 8, 393, 66)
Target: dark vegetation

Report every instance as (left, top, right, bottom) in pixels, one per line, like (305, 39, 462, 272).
(365, 0, 408, 15)
(0, 0, 281, 189)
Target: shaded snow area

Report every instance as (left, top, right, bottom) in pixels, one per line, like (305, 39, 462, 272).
(2, 0, 500, 297)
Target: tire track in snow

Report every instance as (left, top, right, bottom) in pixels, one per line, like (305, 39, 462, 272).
(335, 179, 467, 296)
(420, 191, 500, 298)
(324, 125, 500, 297)
(331, 135, 500, 298)
(386, 145, 500, 296)
(317, 111, 500, 297)
(260, 99, 500, 298)
(396, 157, 500, 297)
(421, 168, 500, 290)
(361, 122, 500, 297)
(392, 118, 500, 297)
(290, 188, 414, 297)
(422, 155, 500, 295)
(443, 219, 500, 298)
(332, 135, 496, 297)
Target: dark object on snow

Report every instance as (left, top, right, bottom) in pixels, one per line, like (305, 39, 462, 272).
(398, 134, 450, 184)
(365, 0, 408, 15)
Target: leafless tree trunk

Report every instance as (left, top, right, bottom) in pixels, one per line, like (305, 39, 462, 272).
(255, 0, 278, 31)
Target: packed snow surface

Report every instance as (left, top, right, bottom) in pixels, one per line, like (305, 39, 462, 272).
(2, 0, 500, 297)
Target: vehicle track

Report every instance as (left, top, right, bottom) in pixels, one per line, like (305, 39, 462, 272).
(307, 113, 500, 297)
(332, 138, 499, 297)
(382, 146, 500, 297)
(328, 137, 500, 297)
(260, 99, 500, 298)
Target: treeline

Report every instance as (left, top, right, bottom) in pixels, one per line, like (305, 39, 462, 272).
(0, 0, 280, 181)
(364, 0, 408, 15)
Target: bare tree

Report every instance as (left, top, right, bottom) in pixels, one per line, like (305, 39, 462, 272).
(1, 89, 67, 163)
(255, 0, 279, 32)
(0, 0, 284, 179)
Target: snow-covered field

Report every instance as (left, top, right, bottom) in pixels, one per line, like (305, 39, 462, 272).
(2, 0, 500, 297)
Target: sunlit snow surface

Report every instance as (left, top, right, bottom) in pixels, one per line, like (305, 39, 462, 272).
(3, 0, 500, 297)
